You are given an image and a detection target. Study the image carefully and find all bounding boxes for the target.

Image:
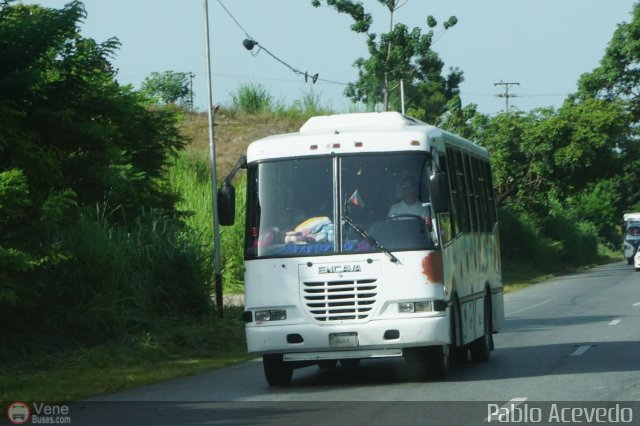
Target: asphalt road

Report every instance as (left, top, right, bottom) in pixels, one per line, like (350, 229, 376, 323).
(66, 262, 640, 425)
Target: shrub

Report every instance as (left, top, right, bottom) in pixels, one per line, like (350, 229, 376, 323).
(543, 213, 599, 266)
(231, 83, 274, 114)
(498, 206, 562, 270)
(0, 210, 212, 360)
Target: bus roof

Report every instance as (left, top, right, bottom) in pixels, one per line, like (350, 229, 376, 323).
(246, 112, 488, 163)
(624, 213, 640, 222)
(299, 111, 426, 133)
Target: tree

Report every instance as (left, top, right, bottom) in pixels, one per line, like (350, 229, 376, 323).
(475, 98, 627, 214)
(0, 0, 197, 349)
(140, 71, 192, 108)
(311, 0, 461, 122)
(0, 0, 184, 274)
(436, 95, 485, 140)
(577, 3, 640, 123)
(0, 0, 183, 226)
(576, 3, 640, 212)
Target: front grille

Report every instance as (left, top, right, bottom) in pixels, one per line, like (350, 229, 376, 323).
(302, 279, 377, 321)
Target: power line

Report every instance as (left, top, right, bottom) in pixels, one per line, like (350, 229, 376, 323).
(215, 0, 252, 39)
(463, 91, 569, 98)
(494, 81, 519, 113)
(215, 0, 348, 86)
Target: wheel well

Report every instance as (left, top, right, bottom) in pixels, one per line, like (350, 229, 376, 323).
(484, 282, 493, 332)
(450, 292, 462, 347)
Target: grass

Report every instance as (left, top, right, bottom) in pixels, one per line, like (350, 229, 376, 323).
(167, 151, 246, 294)
(0, 308, 252, 402)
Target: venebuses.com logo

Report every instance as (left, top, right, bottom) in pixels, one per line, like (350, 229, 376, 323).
(6, 402, 30, 425)
(5, 401, 72, 424)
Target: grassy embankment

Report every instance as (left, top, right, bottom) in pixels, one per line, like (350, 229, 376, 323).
(1, 110, 622, 404)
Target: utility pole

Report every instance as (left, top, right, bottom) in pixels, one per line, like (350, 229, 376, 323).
(188, 72, 196, 110)
(203, 0, 224, 318)
(494, 81, 519, 113)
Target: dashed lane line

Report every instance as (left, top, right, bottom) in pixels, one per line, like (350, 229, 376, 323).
(570, 345, 591, 357)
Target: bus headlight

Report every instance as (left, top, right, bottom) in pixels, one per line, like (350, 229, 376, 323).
(255, 309, 287, 322)
(398, 301, 433, 313)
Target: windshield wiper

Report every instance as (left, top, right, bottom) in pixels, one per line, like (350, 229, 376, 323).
(341, 214, 399, 263)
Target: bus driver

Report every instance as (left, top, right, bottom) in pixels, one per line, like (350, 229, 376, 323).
(388, 177, 429, 218)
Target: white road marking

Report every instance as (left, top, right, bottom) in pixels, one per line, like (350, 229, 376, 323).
(570, 345, 591, 357)
(508, 299, 553, 316)
(486, 397, 528, 422)
(633, 302, 640, 307)
(609, 319, 621, 326)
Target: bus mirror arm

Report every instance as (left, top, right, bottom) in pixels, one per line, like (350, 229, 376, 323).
(217, 155, 247, 226)
(223, 155, 247, 186)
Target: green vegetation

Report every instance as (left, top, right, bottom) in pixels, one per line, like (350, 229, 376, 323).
(0, 0, 209, 361)
(0, 0, 639, 404)
(312, 0, 462, 121)
(140, 71, 193, 109)
(229, 83, 332, 118)
(0, 307, 251, 402)
(167, 152, 246, 293)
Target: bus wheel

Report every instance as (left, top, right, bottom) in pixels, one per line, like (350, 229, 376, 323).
(263, 354, 293, 386)
(340, 359, 361, 369)
(318, 360, 338, 369)
(451, 301, 468, 363)
(425, 345, 450, 380)
(470, 294, 492, 362)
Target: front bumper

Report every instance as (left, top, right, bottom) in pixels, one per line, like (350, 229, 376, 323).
(246, 314, 450, 357)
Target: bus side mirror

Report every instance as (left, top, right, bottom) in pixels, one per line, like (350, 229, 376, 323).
(429, 172, 449, 214)
(217, 181, 236, 226)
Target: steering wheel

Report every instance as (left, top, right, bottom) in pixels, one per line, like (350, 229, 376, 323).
(386, 214, 423, 222)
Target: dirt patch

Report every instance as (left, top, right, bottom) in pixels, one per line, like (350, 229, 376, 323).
(178, 111, 307, 177)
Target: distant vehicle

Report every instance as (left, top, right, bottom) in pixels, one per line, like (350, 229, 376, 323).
(622, 213, 640, 264)
(635, 249, 640, 272)
(218, 112, 504, 386)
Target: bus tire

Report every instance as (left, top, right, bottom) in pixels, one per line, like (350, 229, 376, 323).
(450, 300, 468, 363)
(425, 345, 450, 380)
(340, 359, 360, 369)
(470, 294, 492, 363)
(263, 354, 293, 386)
(318, 360, 338, 369)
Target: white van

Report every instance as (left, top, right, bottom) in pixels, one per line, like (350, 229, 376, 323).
(623, 213, 640, 264)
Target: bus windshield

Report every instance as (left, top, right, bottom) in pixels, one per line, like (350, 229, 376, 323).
(245, 152, 435, 259)
(626, 224, 640, 240)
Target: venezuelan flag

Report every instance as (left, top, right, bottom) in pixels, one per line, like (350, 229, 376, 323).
(348, 189, 365, 208)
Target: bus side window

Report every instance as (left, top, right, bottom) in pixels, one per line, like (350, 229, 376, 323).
(486, 161, 498, 229)
(451, 149, 470, 234)
(463, 152, 479, 232)
(440, 152, 456, 241)
(472, 156, 489, 232)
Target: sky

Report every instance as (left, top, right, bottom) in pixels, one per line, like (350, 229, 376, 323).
(27, 0, 638, 116)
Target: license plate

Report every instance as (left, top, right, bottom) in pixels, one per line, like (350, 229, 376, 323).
(329, 332, 359, 348)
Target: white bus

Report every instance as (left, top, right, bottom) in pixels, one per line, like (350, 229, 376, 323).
(218, 112, 504, 385)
